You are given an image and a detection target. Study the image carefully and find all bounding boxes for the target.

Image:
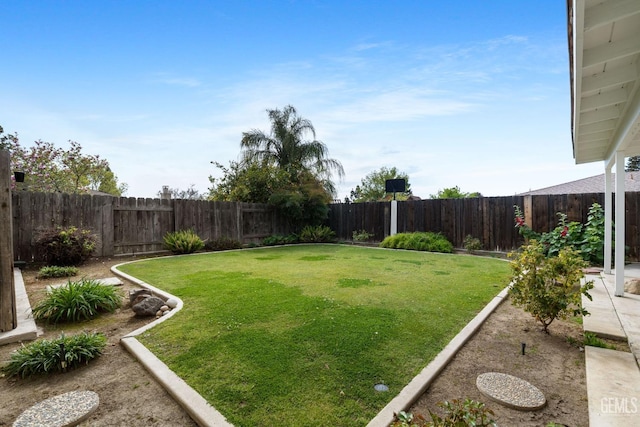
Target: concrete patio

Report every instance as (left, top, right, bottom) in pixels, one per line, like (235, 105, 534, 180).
(583, 264, 640, 426)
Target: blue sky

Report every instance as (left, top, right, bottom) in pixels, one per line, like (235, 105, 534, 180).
(1, 1, 604, 199)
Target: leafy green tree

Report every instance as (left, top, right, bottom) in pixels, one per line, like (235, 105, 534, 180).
(268, 170, 332, 227)
(240, 105, 344, 196)
(2, 126, 127, 195)
(430, 186, 482, 199)
(231, 105, 343, 229)
(208, 160, 289, 203)
(626, 156, 640, 172)
(349, 166, 411, 202)
(88, 166, 128, 196)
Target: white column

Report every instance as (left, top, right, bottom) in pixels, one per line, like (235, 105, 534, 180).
(615, 152, 625, 296)
(390, 200, 398, 236)
(604, 166, 613, 274)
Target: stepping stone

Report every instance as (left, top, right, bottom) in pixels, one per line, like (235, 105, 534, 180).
(47, 277, 123, 292)
(13, 390, 99, 427)
(476, 372, 546, 411)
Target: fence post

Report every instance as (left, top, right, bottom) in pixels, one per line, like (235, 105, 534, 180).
(0, 150, 17, 332)
(390, 200, 398, 236)
(523, 195, 532, 227)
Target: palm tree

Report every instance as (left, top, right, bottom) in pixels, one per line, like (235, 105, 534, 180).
(240, 105, 344, 194)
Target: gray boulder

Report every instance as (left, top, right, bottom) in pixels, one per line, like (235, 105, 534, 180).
(129, 289, 152, 305)
(132, 296, 165, 317)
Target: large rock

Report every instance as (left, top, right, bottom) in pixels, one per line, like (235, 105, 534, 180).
(132, 296, 165, 317)
(625, 278, 640, 294)
(129, 288, 153, 305)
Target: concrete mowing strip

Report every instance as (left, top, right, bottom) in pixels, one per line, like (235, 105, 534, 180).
(112, 263, 234, 427)
(366, 286, 511, 427)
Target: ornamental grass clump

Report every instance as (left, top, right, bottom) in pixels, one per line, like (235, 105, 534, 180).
(298, 225, 336, 243)
(2, 332, 107, 378)
(508, 240, 593, 333)
(31, 278, 122, 323)
(380, 232, 453, 253)
(163, 229, 205, 254)
(36, 265, 79, 279)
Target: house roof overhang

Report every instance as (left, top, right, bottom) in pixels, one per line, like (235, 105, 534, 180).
(569, 0, 640, 167)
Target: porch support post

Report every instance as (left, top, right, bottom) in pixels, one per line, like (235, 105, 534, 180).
(604, 165, 613, 274)
(614, 151, 625, 296)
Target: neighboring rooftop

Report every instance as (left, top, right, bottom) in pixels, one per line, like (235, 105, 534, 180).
(520, 172, 640, 196)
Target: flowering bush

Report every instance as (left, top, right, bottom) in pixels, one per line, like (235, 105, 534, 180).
(513, 203, 606, 265)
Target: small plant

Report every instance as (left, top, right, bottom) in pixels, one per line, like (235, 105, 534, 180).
(583, 331, 616, 349)
(391, 400, 496, 427)
(36, 265, 79, 279)
(34, 226, 97, 266)
(299, 225, 336, 243)
(463, 235, 483, 251)
(428, 399, 497, 426)
(380, 232, 453, 253)
(352, 229, 373, 242)
(508, 241, 594, 333)
(31, 278, 122, 323)
(391, 410, 426, 427)
(581, 203, 605, 265)
(262, 234, 299, 246)
(163, 229, 205, 254)
(2, 332, 107, 378)
(204, 236, 242, 251)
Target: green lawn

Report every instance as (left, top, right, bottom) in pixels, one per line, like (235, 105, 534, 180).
(117, 244, 511, 427)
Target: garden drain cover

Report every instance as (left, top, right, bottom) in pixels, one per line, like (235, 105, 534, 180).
(374, 384, 389, 392)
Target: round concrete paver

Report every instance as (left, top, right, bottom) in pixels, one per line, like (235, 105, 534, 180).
(13, 390, 99, 427)
(476, 372, 546, 411)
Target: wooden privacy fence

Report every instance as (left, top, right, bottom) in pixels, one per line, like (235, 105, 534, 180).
(328, 192, 640, 260)
(10, 191, 640, 262)
(11, 192, 290, 262)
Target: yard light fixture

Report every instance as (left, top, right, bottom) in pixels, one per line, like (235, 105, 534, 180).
(14, 171, 25, 182)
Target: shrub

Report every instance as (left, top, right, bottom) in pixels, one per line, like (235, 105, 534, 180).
(380, 232, 453, 253)
(463, 235, 483, 251)
(37, 265, 79, 279)
(514, 202, 607, 265)
(34, 226, 97, 266)
(262, 234, 299, 246)
(391, 399, 496, 427)
(352, 229, 373, 242)
(2, 332, 107, 378)
(205, 236, 242, 251)
(31, 278, 122, 323)
(299, 225, 336, 243)
(163, 229, 205, 254)
(580, 202, 605, 265)
(508, 241, 593, 333)
(539, 213, 583, 258)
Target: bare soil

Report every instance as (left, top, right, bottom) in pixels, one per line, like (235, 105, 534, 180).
(0, 256, 612, 426)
